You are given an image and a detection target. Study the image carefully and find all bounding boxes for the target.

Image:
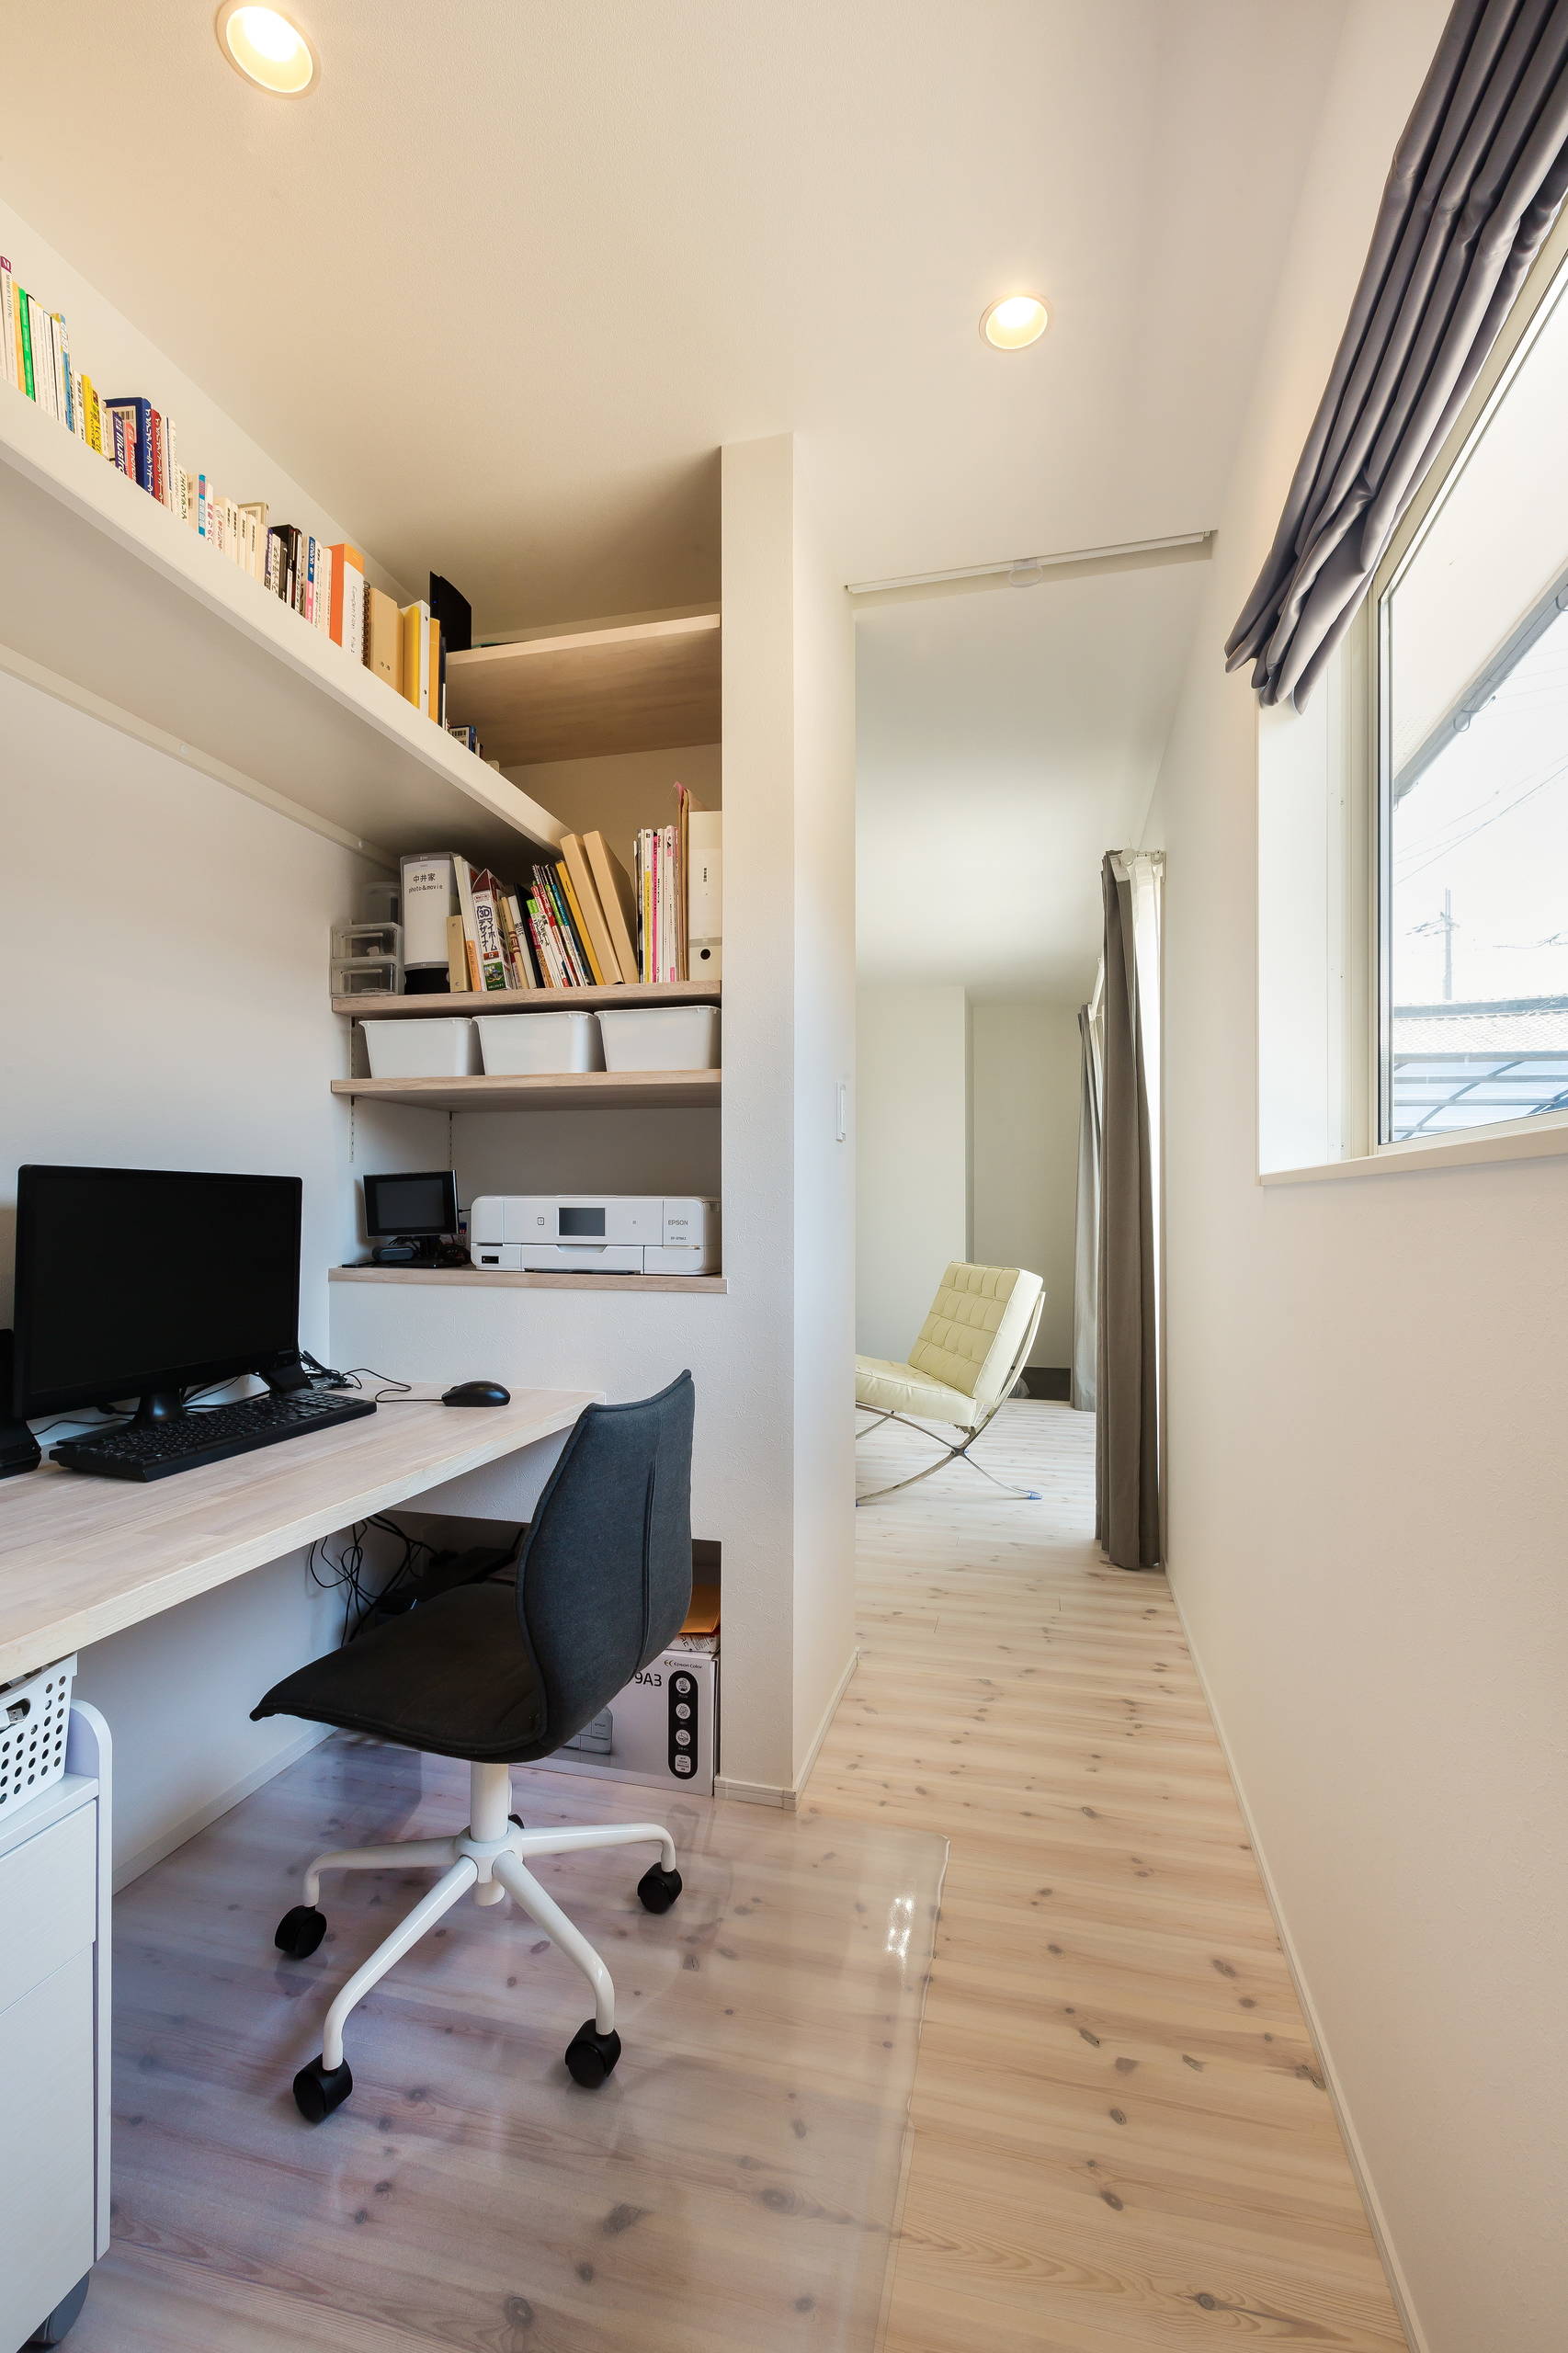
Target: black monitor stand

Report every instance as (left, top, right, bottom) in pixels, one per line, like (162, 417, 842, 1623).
(129, 1388, 189, 1426)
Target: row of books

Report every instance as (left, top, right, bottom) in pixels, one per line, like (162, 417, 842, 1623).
(0, 252, 484, 749)
(401, 799, 719, 994)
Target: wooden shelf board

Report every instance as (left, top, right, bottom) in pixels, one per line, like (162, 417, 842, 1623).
(331, 1266, 726, 1294)
(336, 980, 721, 1018)
(447, 612, 721, 765)
(333, 1068, 722, 1114)
(0, 384, 564, 870)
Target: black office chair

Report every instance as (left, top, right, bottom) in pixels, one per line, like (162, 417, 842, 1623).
(252, 1371, 695, 2122)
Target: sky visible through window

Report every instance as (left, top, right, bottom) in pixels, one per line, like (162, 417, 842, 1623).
(1391, 613, 1568, 1009)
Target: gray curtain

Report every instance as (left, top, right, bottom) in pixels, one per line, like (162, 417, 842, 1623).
(1227, 0, 1568, 710)
(1071, 1002, 1101, 1413)
(1096, 857, 1160, 1571)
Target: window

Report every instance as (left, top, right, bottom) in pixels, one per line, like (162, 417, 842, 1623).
(1374, 247, 1568, 1143)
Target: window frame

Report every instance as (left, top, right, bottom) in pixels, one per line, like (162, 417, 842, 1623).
(1357, 200, 1568, 1162)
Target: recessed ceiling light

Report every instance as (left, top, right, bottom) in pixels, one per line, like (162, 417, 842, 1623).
(981, 294, 1050, 351)
(215, 4, 319, 96)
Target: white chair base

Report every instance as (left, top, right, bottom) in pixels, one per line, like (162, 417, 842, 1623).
(278, 1759, 678, 2114)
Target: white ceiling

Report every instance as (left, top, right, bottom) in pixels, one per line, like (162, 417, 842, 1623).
(857, 555, 1204, 1002)
(0, 1, 1341, 631)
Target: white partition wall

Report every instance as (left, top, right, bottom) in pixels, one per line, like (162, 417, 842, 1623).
(333, 433, 858, 1802)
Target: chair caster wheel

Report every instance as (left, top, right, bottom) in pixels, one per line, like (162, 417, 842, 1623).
(275, 1904, 326, 1959)
(27, 2271, 90, 2344)
(564, 2022, 621, 2088)
(637, 1863, 682, 1914)
(292, 2054, 353, 2122)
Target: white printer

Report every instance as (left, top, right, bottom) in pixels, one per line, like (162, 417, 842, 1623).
(469, 1195, 720, 1276)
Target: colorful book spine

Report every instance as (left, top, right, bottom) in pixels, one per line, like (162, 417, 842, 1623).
(27, 299, 53, 416)
(452, 858, 484, 991)
(51, 315, 70, 427)
(326, 542, 365, 652)
(105, 398, 155, 492)
(471, 877, 512, 991)
(0, 256, 14, 390)
(499, 889, 536, 989)
(17, 289, 36, 402)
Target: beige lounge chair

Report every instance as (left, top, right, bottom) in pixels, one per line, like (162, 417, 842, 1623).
(855, 1261, 1045, 1503)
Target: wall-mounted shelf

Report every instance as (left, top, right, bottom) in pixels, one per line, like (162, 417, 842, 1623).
(331, 1266, 726, 1295)
(336, 981, 721, 1018)
(446, 612, 721, 765)
(0, 385, 564, 870)
(333, 1069, 722, 1114)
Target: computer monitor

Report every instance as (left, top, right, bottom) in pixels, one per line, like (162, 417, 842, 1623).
(12, 1165, 302, 1424)
(362, 1171, 459, 1239)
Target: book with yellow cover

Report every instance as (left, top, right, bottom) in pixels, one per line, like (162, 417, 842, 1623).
(399, 601, 430, 710)
(556, 854, 608, 985)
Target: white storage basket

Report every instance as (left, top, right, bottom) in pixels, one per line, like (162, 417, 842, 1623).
(597, 1005, 721, 1072)
(361, 1017, 479, 1079)
(0, 1654, 76, 1823)
(475, 1011, 605, 1074)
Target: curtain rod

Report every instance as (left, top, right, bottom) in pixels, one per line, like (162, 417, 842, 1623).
(848, 531, 1212, 602)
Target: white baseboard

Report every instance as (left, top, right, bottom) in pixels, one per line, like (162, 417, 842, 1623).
(714, 1775, 795, 1809)
(794, 1643, 860, 1795)
(715, 1644, 861, 1813)
(113, 1724, 329, 1892)
(1166, 1578, 1428, 2353)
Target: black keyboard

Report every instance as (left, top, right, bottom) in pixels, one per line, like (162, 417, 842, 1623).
(51, 1390, 378, 1482)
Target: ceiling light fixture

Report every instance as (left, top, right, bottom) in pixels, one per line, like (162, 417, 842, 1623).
(980, 293, 1049, 351)
(215, 3, 319, 96)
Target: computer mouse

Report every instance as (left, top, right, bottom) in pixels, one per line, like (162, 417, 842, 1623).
(441, 1380, 512, 1408)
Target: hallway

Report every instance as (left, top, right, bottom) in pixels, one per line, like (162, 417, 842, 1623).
(810, 1403, 1408, 2351)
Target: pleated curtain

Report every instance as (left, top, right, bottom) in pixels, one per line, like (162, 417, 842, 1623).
(1095, 854, 1163, 1573)
(1071, 1001, 1103, 1414)
(1227, 0, 1568, 710)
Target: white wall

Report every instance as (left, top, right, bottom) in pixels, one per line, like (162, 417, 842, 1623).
(970, 1000, 1080, 1368)
(1146, 6, 1568, 2347)
(0, 196, 437, 1875)
(855, 983, 970, 1361)
(0, 667, 442, 1875)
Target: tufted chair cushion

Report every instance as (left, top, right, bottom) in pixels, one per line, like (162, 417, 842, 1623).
(907, 1263, 1044, 1409)
(854, 1354, 983, 1427)
(856, 1263, 1045, 1431)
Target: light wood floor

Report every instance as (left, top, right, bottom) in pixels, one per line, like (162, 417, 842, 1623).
(810, 1402, 1409, 2352)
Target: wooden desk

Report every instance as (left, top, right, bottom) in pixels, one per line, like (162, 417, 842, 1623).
(0, 1388, 596, 1685)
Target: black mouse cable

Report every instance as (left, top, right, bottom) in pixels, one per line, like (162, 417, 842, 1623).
(321, 1363, 415, 1404)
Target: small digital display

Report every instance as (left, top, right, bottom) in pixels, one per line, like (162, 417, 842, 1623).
(363, 1171, 458, 1238)
(558, 1206, 606, 1237)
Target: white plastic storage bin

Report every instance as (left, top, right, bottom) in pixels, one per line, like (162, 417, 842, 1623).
(475, 1011, 605, 1075)
(597, 1005, 721, 1072)
(361, 1017, 479, 1078)
(0, 1654, 76, 1824)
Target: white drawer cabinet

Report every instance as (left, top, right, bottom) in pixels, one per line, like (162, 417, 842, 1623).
(0, 1709, 110, 2353)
